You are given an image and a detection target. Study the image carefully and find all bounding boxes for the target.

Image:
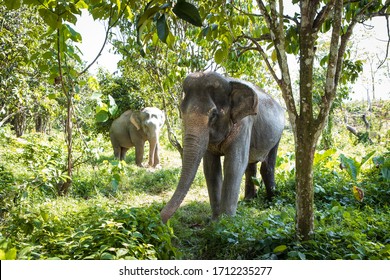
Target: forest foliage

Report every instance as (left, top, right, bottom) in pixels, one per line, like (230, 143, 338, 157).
(1, 0, 390, 260)
(1, 100, 389, 260)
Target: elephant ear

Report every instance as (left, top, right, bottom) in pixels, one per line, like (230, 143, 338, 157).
(229, 80, 259, 123)
(130, 112, 141, 130)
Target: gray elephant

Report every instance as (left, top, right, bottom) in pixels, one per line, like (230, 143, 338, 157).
(109, 107, 165, 167)
(161, 72, 285, 223)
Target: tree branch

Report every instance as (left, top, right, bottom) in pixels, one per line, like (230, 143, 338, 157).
(377, 15, 390, 69)
(79, 11, 114, 76)
(315, 0, 343, 129)
(79, 2, 129, 76)
(230, 2, 262, 18)
(239, 35, 281, 86)
(313, 1, 335, 32)
(256, 0, 298, 122)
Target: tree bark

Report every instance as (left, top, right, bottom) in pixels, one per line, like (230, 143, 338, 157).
(295, 127, 316, 240)
(58, 91, 73, 196)
(291, 0, 320, 241)
(56, 28, 73, 196)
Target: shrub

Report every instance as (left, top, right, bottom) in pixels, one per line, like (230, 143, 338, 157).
(2, 200, 180, 260)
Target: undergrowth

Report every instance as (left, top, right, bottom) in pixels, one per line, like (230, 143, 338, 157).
(1, 101, 389, 260)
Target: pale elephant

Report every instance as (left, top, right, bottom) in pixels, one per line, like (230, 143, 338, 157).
(161, 72, 285, 223)
(109, 107, 165, 167)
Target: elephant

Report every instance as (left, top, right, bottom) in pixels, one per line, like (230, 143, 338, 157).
(109, 107, 165, 167)
(160, 72, 285, 223)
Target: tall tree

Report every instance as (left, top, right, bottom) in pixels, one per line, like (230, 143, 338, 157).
(0, 5, 56, 135)
(2, 0, 134, 194)
(212, 0, 388, 240)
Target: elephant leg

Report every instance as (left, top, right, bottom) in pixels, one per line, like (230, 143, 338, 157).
(153, 142, 160, 167)
(203, 151, 222, 219)
(219, 124, 253, 216)
(113, 146, 122, 160)
(260, 140, 280, 200)
(221, 158, 248, 216)
(120, 147, 129, 161)
(221, 142, 250, 216)
(244, 162, 257, 200)
(134, 142, 145, 167)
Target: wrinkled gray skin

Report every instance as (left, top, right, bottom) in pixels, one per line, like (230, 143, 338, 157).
(109, 107, 165, 167)
(161, 72, 285, 223)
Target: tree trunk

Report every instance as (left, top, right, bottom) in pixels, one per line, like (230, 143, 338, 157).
(58, 91, 73, 195)
(294, 0, 317, 241)
(320, 113, 334, 150)
(35, 114, 48, 133)
(12, 111, 27, 137)
(64, 93, 73, 194)
(295, 125, 316, 240)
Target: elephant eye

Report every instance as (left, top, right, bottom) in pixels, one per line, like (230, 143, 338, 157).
(209, 108, 218, 123)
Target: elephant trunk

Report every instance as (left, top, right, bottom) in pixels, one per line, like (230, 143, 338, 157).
(148, 136, 158, 167)
(161, 130, 209, 223)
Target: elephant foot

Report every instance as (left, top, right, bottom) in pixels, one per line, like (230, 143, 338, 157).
(144, 163, 161, 169)
(266, 187, 275, 201)
(244, 186, 257, 200)
(153, 164, 162, 170)
(244, 192, 257, 201)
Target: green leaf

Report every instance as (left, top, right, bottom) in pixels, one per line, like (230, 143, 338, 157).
(361, 151, 375, 167)
(321, 19, 331, 33)
(108, 95, 118, 116)
(252, 176, 262, 187)
(271, 49, 277, 62)
(39, 8, 61, 30)
(75, 0, 89, 9)
(96, 110, 109, 123)
(5, 248, 17, 260)
(136, 4, 161, 44)
(137, 5, 160, 30)
(116, 248, 129, 258)
(297, 252, 306, 260)
(288, 251, 306, 260)
(214, 48, 227, 64)
(0, 249, 5, 260)
(91, 92, 103, 100)
(157, 14, 169, 43)
(4, 0, 21, 9)
(320, 55, 329, 67)
(166, 32, 175, 49)
(48, 93, 57, 100)
(40, 210, 49, 222)
(340, 154, 359, 181)
(172, 1, 202, 27)
(101, 252, 115, 260)
(64, 24, 82, 43)
(116, 0, 121, 14)
(379, 244, 390, 255)
(314, 148, 336, 166)
(273, 245, 287, 254)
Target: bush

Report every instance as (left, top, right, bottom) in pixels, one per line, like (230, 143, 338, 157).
(2, 200, 179, 260)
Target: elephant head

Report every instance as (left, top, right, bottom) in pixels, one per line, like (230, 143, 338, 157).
(130, 107, 165, 167)
(160, 72, 260, 223)
(130, 107, 165, 139)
